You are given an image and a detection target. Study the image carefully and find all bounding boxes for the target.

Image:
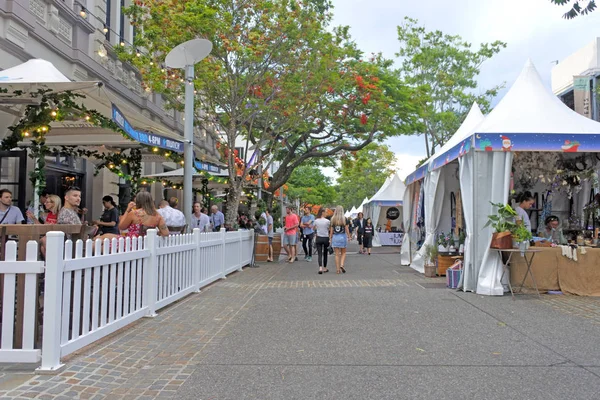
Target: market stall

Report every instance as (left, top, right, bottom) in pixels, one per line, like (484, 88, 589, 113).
(363, 174, 406, 246)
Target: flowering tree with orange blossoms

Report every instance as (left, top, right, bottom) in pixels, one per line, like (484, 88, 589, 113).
(119, 0, 420, 222)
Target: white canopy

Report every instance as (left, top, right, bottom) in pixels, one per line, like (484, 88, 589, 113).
(368, 174, 406, 205)
(405, 103, 484, 273)
(465, 60, 600, 296)
(356, 197, 369, 213)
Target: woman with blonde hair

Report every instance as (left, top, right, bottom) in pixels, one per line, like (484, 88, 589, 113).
(118, 191, 170, 237)
(27, 194, 61, 225)
(329, 205, 351, 273)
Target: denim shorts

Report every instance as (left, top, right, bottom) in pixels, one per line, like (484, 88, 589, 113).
(331, 233, 347, 248)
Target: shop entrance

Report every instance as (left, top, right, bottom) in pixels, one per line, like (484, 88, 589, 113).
(0, 150, 27, 211)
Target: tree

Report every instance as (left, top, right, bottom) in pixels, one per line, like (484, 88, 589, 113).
(396, 17, 506, 158)
(335, 143, 397, 210)
(550, 0, 597, 18)
(121, 0, 344, 224)
(286, 164, 337, 207)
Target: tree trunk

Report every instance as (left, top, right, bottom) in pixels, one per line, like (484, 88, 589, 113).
(225, 184, 242, 227)
(263, 191, 274, 212)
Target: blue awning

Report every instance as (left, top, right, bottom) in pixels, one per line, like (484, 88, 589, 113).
(404, 164, 428, 185)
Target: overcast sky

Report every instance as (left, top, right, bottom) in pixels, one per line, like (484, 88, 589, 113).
(324, 0, 600, 180)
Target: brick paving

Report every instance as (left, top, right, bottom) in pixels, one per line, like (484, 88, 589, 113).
(1, 245, 600, 398)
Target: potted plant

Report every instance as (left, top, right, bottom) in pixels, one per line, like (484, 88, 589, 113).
(484, 202, 517, 249)
(437, 232, 449, 252)
(423, 244, 438, 278)
(458, 230, 466, 254)
(513, 224, 532, 255)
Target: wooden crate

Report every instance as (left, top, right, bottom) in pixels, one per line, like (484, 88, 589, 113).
(437, 254, 463, 276)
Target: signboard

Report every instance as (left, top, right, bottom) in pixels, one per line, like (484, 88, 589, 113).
(112, 103, 221, 173)
(112, 104, 184, 153)
(405, 164, 428, 185)
(473, 133, 600, 153)
(573, 76, 592, 119)
(386, 207, 400, 220)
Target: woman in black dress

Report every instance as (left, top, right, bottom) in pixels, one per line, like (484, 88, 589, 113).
(363, 218, 374, 255)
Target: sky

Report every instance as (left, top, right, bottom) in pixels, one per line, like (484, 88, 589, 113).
(323, 0, 600, 180)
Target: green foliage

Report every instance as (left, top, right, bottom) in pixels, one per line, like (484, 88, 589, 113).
(513, 224, 533, 243)
(396, 17, 506, 156)
(424, 244, 438, 266)
(335, 143, 396, 210)
(286, 165, 337, 206)
(550, 0, 597, 18)
(484, 202, 517, 233)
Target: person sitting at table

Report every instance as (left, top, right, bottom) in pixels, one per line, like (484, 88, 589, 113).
(118, 191, 170, 238)
(58, 187, 83, 225)
(514, 191, 535, 232)
(27, 195, 61, 225)
(538, 215, 567, 245)
(26, 189, 49, 224)
(92, 195, 120, 237)
(0, 188, 24, 225)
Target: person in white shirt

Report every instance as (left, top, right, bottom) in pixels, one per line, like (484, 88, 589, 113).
(157, 199, 186, 229)
(514, 191, 535, 232)
(313, 208, 331, 274)
(190, 202, 210, 232)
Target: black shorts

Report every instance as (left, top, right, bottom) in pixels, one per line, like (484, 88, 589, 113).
(357, 232, 364, 245)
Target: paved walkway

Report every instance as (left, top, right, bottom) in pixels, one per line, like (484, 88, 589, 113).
(2, 243, 600, 399)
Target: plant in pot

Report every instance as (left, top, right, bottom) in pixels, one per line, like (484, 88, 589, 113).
(513, 224, 533, 255)
(423, 244, 438, 278)
(484, 202, 517, 249)
(437, 232, 449, 252)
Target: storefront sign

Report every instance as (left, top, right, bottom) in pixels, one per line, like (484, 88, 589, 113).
(386, 207, 400, 220)
(573, 76, 592, 119)
(194, 160, 220, 173)
(473, 133, 600, 152)
(112, 104, 184, 153)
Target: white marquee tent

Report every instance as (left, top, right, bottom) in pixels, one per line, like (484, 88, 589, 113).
(404, 60, 600, 295)
(364, 173, 406, 246)
(405, 102, 485, 273)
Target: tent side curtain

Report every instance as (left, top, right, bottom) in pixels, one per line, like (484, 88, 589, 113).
(404, 164, 428, 185)
(474, 133, 600, 152)
(429, 138, 473, 171)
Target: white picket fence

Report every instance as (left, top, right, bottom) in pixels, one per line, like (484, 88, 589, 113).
(0, 228, 253, 371)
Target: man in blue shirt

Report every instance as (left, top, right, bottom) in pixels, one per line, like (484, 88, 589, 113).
(0, 189, 24, 225)
(300, 207, 315, 261)
(210, 205, 225, 232)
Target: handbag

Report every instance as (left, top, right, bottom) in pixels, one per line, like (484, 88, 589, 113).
(328, 245, 334, 255)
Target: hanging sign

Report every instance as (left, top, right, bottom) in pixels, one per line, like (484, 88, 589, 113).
(386, 207, 400, 220)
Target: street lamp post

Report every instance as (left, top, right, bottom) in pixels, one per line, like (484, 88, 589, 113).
(166, 39, 212, 225)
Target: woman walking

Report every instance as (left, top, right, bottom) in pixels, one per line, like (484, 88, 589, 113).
(329, 206, 351, 274)
(314, 208, 330, 274)
(363, 218, 374, 255)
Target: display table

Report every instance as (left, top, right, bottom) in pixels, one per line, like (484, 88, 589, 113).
(376, 232, 403, 246)
(499, 249, 542, 299)
(509, 247, 600, 296)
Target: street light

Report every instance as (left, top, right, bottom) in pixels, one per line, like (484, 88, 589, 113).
(165, 38, 212, 225)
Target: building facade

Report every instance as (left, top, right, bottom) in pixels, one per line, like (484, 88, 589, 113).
(0, 0, 220, 218)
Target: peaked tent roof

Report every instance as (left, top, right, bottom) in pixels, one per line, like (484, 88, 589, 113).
(405, 102, 484, 184)
(368, 174, 406, 206)
(474, 59, 600, 135)
(356, 197, 370, 213)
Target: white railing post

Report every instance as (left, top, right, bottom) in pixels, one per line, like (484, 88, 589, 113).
(37, 231, 65, 372)
(237, 229, 244, 272)
(220, 228, 226, 279)
(193, 228, 201, 292)
(144, 229, 158, 317)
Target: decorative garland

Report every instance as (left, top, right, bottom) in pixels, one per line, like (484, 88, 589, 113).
(0, 88, 228, 197)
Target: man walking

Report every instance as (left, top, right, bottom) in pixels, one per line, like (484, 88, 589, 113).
(0, 189, 24, 224)
(300, 207, 315, 261)
(283, 206, 299, 263)
(211, 205, 225, 232)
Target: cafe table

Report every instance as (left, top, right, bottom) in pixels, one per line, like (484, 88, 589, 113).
(497, 248, 543, 300)
(0, 224, 83, 348)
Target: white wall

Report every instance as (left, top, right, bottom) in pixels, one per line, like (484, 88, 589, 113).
(552, 38, 600, 94)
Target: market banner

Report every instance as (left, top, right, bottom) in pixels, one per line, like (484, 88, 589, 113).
(430, 139, 472, 171)
(573, 76, 592, 119)
(404, 164, 428, 185)
(112, 103, 220, 173)
(473, 133, 600, 153)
